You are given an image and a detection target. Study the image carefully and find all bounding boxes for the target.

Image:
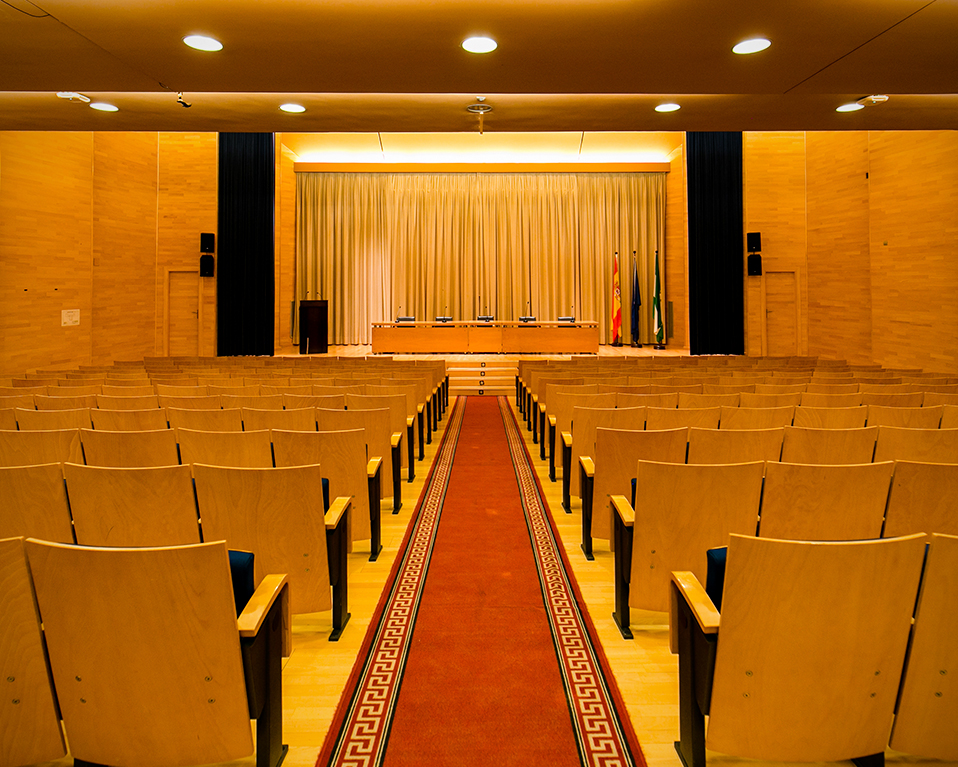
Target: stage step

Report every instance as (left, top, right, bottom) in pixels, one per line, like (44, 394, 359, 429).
(447, 360, 518, 398)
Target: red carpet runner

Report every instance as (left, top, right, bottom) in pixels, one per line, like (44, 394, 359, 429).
(318, 396, 644, 767)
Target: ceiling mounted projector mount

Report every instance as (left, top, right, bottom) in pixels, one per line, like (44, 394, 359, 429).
(467, 96, 492, 134)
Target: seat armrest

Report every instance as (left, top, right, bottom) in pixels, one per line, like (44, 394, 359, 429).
(539, 402, 546, 414)
(579, 456, 595, 478)
(561, 430, 572, 449)
(238, 574, 291, 656)
(548, 415, 556, 428)
(367, 456, 383, 479)
(670, 571, 720, 654)
(406, 416, 415, 429)
(325, 496, 351, 531)
(417, 404, 424, 414)
(390, 431, 402, 449)
(610, 494, 634, 526)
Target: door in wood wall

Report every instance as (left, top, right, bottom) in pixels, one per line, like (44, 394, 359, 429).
(765, 271, 799, 356)
(168, 271, 200, 356)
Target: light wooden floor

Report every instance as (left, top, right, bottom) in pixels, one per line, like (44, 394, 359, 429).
(36, 394, 957, 767)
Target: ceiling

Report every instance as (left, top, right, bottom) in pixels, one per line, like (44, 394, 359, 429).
(1, 0, 956, 135)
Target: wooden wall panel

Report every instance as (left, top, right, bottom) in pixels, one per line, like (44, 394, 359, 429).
(665, 142, 688, 348)
(0, 132, 94, 376)
(275, 140, 297, 355)
(743, 132, 808, 356)
(156, 133, 218, 357)
(868, 131, 958, 372)
(92, 132, 158, 364)
(805, 132, 872, 363)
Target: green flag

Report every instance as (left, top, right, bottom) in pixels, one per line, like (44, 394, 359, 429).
(652, 251, 664, 345)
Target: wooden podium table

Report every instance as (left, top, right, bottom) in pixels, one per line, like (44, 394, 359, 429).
(370, 321, 599, 355)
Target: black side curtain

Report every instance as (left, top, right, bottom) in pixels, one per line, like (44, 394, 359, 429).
(217, 133, 275, 356)
(687, 132, 744, 355)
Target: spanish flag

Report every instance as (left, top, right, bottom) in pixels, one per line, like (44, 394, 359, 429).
(612, 252, 622, 344)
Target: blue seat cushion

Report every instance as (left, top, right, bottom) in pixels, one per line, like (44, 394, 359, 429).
(323, 477, 330, 512)
(631, 477, 636, 508)
(705, 546, 727, 612)
(228, 549, 256, 616)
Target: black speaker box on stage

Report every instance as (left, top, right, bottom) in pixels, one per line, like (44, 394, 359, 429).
(746, 232, 762, 252)
(199, 254, 215, 277)
(200, 232, 215, 253)
(747, 253, 763, 276)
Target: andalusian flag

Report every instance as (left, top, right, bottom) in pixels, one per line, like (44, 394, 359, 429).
(611, 252, 622, 344)
(652, 250, 664, 346)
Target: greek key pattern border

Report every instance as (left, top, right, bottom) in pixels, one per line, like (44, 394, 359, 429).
(498, 396, 637, 767)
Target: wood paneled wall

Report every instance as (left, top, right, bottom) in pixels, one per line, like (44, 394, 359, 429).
(0, 131, 217, 375)
(275, 141, 297, 355)
(742, 130, 958, 372)
(665, 142, 688, 348)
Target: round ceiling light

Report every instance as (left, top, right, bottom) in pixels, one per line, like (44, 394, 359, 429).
(280, 103, 306, 113)
(836, 102, 865, 112)
(655, 103, 681, 113)
(462, 36, 497, 54)
(732, 38, 771, 55)
(183, 35, 223, 51)
(89, 102, 119, 112)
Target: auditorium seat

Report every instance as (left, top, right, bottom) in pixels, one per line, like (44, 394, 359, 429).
(678, 392, 741, 408)
(243, 406, 316, 432)
(158, 394, 223, 410)
(80, 428, 180, 467)
(550, 391, 616, 480)
(792, 405, 868, 429)
(284, 393, 346, 410)
(799, 391, 865, 408)
(759, 461, 894, 540)
(65, 463, 199, 545)
(25, 538, 290, 767)
(610, 460, 763, 636)
(0, 408, 17, 430)
(874, 426, 958, 463)
(15, 406, 92, 430)
(0, 537, 66, 766)
(781, 426, 878, 464)
(263, 384, 312, 397)
(671, 533, 926, 767)
(867, 404, 942, 428)
(686, 427, 784, 464)
(0, 428, 82, 467)
(566, 405, 645, 509)
(861, 391, 925, 408)
(883, 461, 958, 538)
(154, 383, 209, 397)
(272, 428, 382, 560)
(0, 393, 37, 410)
(91, 407, 169, 432)
(0, 463, 75, 542)
(941, 404, 958, 428)
(739, 391, 803, 408)
(222, 394, 285, 411)
(100, 383, 156, 397)
(804, 382, 860, 394)
(346, 392, 414, 480)
(718, 405, 794, 430)
(176, 428, 274, 468)
(616, 391, 679, 409)
(193, 463, 350, 633)
(168, 406, 244, 432)
(646, 406, 721, 430)
(96, 393, 161, 410)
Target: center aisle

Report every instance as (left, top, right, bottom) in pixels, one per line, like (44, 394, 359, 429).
(319, 396, 642, 767)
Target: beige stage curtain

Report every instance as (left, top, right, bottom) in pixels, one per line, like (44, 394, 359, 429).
(296, 171, 666, 345)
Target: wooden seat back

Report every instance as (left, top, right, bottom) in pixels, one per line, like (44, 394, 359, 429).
(867, 404, 942, 429)
(221, 394, 285, 411)
(678, 392, 741, 408)
(345, 393, 408, 467)
(630, 461, 764, 612)
(168, 407, 243, 432)
(646, 406, 721, 430)
(272, 428, 370, 543)
(616, 392, 678, 409)
(883, 461, 958, 538)
(759, 461, 893, 540)
(242, 407, 316, 432)
(16, 406, 92, 430)
(0, 409, 17, 430)
(157, 394, 222, 410)
(176, 428, 273, 468)
(0, 464, 74, 542)
(155, 383, 209, 396)
(800, 391, 865, 408)
(96, 394, 161, 410)
(706, 533, 926, 762)
(719, 405, 794, 430)
(570, 405, 645, 496)
(92, 407, 169, 431)
(781, 426, 878, 464)
(687, 427, 784, 464)
(80, 428, 180, 467)
(591, 427, 688, 541)
(101, 384, 155, 397)
(0, 428, 82, 466)
(861, 391, 925, 408)
(891, 533, 958, 759)
(35, 393, 98, 409)
(65, 463, 199, 546)
(25, 539, 256, 767)
(0, 393, 37, 410)
(194, 463, 332, 614)
(284, 393, 346, 410)
(804, 382, 860, 394)
(874, 426, 958, 463)
(740, 392, 803, 408)
(792, 405, 868, 429)
(0, 537, 67, 766)
(316, 407, 391, 500)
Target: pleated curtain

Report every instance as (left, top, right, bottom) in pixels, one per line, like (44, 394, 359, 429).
(296, 171, 666, 345)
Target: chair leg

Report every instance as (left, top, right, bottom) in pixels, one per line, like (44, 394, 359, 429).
(327, 515, 351, 641)
(418, 411, 426, 459)
(612, 514, 633, 639)
(549, 425, 557, 481)
(407, 425, 415, 482)
(392, 444, 403, 514)
(561, 441, 572, 514)
(367, 474, 382, 562)
(673, 590, 714, 767)
(580, 468, 594, 560)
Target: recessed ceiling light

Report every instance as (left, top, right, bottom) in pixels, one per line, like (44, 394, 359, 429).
(183, 35, 223, 52)
(89, 102, 119, 112)
(836, 102, 865, 113)
(280, 103, 306, 113)
(655, 103, 681, 113)
(56, 91, 90, 102)
(732, 38, 771, 55)
(462, 36, 497, 54)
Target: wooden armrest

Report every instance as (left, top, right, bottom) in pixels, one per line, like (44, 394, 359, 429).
(561, 431, 572, 449)
(548, 415, 556, 428)
(417, 404, 424, 414)
(325, 496, 351, 531)
(406, 416, 415, 428)
(669, 571, 720, 654)
(367, 456, 383, 478)
(579, 456, 595, 478)
(611, 494, 634, 526)
(390, 431, 402, 449)
(238, 574, 290, 655)
(539, 402, 546, 414)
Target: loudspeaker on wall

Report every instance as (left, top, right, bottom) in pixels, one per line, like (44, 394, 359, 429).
(746, 231, 762, 252)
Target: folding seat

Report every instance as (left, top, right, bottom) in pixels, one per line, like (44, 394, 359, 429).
(168, 406, 243, 432)
(80, 428, 179, 467)
(0, 463, 74, 542)
(91, 407, 169, 432)
(792, 405, 868, 429)
(874, 426, 958, 463)
(177, 428, 273, 468)
(781, 426, 877, 464)
(687, 427, 783, 464)
(718, 405, 793, 430)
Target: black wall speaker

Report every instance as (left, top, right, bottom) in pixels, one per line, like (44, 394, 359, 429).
(200, 232, 215, 253)
(746, 231, 762, 252)
(200, 254, 215, 277)
(747, 253, 763, 276)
